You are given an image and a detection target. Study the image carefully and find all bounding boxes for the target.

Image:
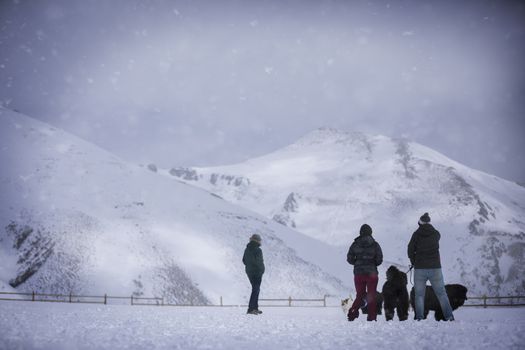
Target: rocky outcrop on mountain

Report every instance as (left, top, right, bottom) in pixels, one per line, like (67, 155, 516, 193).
(5, 222, 55, 288)
(169, 167, 199, 181)
(272, 192, 300, 228)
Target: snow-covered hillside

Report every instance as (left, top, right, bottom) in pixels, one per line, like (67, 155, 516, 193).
(166, 128, 525, 296)
(0, 109, 349, 303)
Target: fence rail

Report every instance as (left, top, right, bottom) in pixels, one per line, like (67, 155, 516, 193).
(259, 296, 327, 307)
(0, 291, 163, 305)
(1, 291, 524, 308)
(463, 295, 525, 308)
(0, 291, 327, 307)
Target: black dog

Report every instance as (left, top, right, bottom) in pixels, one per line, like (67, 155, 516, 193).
(360, 291, 383, 315)
(410, 284, 468, 321)
(382, 266, 409, 321)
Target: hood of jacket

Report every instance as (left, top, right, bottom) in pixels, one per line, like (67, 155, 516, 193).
(246, 240, 261, 249)
(416, 223, 437, 237)
(354, 234, 376, 247)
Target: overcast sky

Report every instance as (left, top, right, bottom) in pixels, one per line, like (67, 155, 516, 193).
(1, 0, 524, 182)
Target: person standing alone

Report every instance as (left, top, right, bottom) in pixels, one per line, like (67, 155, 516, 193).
(408, 212, 454, 321)
(243, 233, 265, 315)
(346, 224, 383, 321)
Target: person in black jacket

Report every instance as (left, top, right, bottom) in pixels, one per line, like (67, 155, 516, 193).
(346, 224, 383, 321)
(242, 233, 265, 315)
(407, 212, 454, 321)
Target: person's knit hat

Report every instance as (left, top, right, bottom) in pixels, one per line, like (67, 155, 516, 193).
(419, 212, 431, 225)
(359, 224, 372, 236)
(250, 233, 262, 243)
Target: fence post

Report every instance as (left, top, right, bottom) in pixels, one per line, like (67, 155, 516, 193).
(483, 295, 487, 308)
(104, 294, 107, 305)
(69, 292, 72, 303)
(323, 295, 326, 307)
(220, 296, 223, 307)
(288, 296, 292, 307)
(32, 291, 35, 302)
(131, 295, 133, 306)
(162, 297, 164, 306)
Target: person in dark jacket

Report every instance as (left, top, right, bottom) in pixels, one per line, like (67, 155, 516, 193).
(242, 233, 265, 315)
(346, 224, 383, 321)
(407, 212, 454, 321)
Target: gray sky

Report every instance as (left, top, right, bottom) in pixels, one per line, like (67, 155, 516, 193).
(1, 0, 524, 182)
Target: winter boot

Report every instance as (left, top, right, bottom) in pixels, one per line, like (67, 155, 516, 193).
(347, 308, 359, 321)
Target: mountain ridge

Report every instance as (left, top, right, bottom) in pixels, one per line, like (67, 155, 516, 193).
(165, 127, 525, 296)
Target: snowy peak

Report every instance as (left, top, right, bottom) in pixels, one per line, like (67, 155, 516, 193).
(267, 128, 380, 165)
(291, 127, 372, 147)
(282, 127, 465, 174)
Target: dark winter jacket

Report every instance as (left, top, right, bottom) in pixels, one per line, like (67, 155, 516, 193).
(407, 223, 441, 269)
(243, 241, 265, 278)
(347, 234, 383, 275)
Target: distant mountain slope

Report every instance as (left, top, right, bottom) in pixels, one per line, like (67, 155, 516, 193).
(0, 109, 348, 303)
(166, 128, 525, 295)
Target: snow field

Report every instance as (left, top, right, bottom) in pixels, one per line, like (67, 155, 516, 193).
(1, 301, 524, 350)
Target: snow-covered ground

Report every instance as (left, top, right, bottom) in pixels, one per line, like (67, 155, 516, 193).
(1, 301, 523, 350)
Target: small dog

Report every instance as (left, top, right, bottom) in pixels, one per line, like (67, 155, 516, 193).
(382, 265, 409, 321)
(410, 284, 468, 321)
(341, 297, 353, 317)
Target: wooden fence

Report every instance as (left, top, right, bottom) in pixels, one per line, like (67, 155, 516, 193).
(0, 291, 327, 307)
(463, 295, 525, 308)
(259, 296, 327, 307)
(0, 291, 163, 305)
(0, 291, 523, 308)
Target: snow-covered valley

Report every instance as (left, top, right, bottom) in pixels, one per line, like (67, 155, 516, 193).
(1, 106, 524, 307)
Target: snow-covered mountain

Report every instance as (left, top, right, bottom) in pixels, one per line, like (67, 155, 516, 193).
(0, 109, 349, 304)
(166, 128, 525, 296)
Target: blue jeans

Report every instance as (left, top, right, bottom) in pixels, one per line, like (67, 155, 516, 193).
(414, 268, 454, 320)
